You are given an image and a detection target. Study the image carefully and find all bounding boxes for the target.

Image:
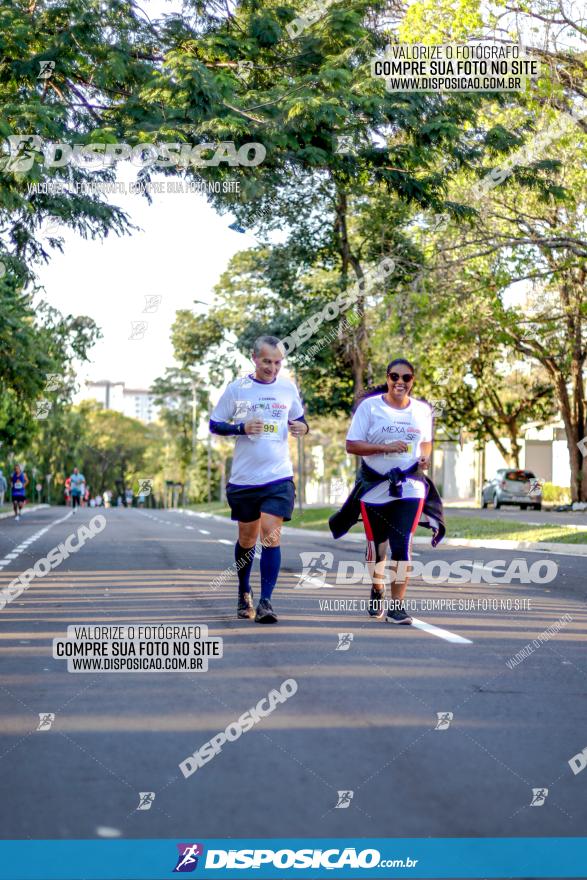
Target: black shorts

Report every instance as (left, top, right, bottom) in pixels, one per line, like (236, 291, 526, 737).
(226, 478, 296, 523)
(361, 498, 423, 562)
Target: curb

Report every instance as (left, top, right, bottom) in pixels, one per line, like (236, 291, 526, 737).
(283, 528, 587, 557)
(178, 509, 587, 558)
(412, 537, 587, 557)
(0, 504, 49, 521)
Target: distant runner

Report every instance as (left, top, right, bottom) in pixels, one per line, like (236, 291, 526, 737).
(329, 358, 445, 625)
(0, 469, 7, 508)
(11, 464, 29, 521)
(69, 467, 86, 513)
(210, 335, 309, 624)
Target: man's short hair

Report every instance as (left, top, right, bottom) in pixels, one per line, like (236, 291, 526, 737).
(253, 335, 282, 356)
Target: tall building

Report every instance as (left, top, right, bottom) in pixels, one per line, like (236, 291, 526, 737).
(83, 381, 160, 423)
(122, 387, 159, 423)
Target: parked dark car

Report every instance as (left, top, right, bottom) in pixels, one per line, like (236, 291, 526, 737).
(481, 469, 542, 511)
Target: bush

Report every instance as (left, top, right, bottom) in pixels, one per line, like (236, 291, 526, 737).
(542, 483, 571, 504)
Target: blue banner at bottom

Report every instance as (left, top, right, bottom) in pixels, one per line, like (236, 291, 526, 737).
(0, 837, 585, 880)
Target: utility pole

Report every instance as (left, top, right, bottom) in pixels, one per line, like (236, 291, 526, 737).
(293, 368, 305, 513)
(297, 433, 303, 512)
(186, 379, 197, 508)
(207, 410, 212, 504)
(191, 381, 197, 460)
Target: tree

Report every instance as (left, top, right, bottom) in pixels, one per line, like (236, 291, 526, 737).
(413, 127, 587, 497)
(151, 367, 219, 502)
(0, 287, 101, 453)
(80, 404, 159, 498)
(381, 278, 558, 466)
(154, 0, 529, 399)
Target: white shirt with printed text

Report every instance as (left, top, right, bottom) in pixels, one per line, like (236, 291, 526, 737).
(346, 395, 433, 504)
(211, 374, 304, 487)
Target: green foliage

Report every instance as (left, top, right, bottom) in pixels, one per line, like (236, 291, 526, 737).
(542, 483, 571, 504)
(3, 0, 587, 502)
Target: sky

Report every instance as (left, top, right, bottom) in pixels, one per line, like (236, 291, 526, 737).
(35, 0, 258, 400)
(36, 172, 259, 397)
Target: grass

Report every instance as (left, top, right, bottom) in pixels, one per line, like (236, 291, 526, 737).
(189, 503, 587, 544)
(189, 501, 231, 516)
(431, 515, 587, 545)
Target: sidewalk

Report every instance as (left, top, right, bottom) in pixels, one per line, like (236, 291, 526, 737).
(0, 504, 49, 521)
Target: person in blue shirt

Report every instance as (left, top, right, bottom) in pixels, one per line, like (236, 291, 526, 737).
(69, 467, 86, 513)
(11, 464, 29, 520)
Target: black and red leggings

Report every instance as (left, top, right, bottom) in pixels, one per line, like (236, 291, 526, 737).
(360, 498, 423, 565)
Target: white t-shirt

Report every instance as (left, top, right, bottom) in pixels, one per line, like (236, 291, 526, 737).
(347, 395, 433, 504)
(211, 374, 304, 487)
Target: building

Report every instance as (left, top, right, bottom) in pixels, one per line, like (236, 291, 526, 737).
(83, 380, 160, 424)
(122, 387, 159, 423)
(432, 418, 571, 501)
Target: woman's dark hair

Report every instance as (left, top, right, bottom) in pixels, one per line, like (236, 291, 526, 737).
(386, 358, 415, 375)
(353, 358, 416, 411)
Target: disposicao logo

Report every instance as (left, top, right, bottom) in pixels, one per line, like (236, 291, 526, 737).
(173, 843, 204, 872)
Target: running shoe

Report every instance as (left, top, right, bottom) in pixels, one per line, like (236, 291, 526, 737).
(386, 606, 413, 625)
(237, 590, 255, 620)
(368, 586, 385, 619)
(255, 598, 278, 624)
(15, 514, 20, 521)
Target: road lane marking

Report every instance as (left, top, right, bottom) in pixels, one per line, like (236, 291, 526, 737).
(218, 539, 232, 545)
(0, 511, 73, 569)
(411, 618, 472, 644)
(184, 526, 195, 530)
(296, 576, 329, 588)
(199, 529, 210, 535)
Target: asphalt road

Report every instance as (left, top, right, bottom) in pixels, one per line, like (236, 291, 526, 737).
(0, 505, 585, 844)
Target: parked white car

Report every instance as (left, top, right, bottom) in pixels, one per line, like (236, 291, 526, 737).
(481, 469, 542, 511)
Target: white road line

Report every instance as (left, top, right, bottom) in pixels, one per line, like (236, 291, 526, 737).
(184, 526, 195, 530)
(199, 529, 210, 535)
(411, 617, 472, 644)
(0, 511, 73, 569)
(218, 539, 232, 545)
(295, 576, 327, 588)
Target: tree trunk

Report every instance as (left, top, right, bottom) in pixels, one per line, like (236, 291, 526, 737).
(334, 182, 365, 396)
(553, 371, 582, 502)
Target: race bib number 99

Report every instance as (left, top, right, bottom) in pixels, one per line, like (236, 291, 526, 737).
(262, 420, 280, 440)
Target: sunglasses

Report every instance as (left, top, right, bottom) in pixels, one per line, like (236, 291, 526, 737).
(388, 372, 414, 383)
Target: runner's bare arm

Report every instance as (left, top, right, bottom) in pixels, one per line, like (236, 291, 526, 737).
(419, 440, 432, 468)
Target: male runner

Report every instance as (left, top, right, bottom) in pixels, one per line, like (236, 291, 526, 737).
(69, 467, 86, 513)
(10, 464, 29, 520)
(209, 335, 309, 623)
